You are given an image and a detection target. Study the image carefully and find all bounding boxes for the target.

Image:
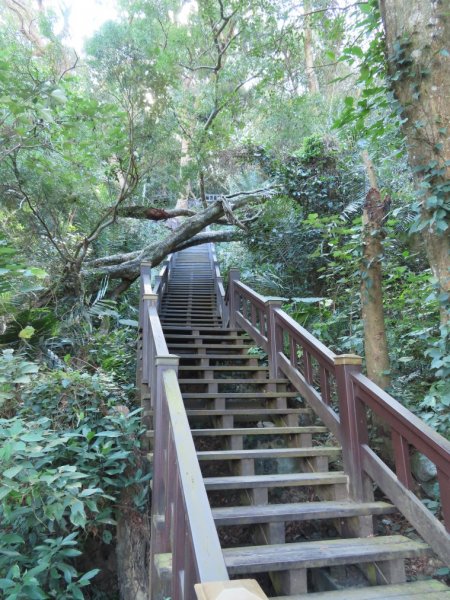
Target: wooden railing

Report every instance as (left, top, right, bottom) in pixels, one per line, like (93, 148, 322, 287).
(228, 271, 450, 565)
(138, 261, 229, 600)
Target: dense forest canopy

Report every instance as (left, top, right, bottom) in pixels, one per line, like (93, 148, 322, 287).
(0, 0, 448, 597)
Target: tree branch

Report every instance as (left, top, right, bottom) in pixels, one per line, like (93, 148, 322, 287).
(116, 206, 195, 220)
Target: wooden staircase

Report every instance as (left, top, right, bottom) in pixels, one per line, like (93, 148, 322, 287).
(145, 245, 450, 599)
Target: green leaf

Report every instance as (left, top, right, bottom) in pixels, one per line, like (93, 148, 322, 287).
(70, 500, 86, 527)
(3, 465, 24, 479)
(51, 88, 67, 103)
(78, 568, 100, 584)
(18, 326, 35, 340)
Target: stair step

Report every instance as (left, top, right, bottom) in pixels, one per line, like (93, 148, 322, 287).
(178, 366, 268, 371)
(186, 409, 309, 417)
(182, 392, 300, 398)
(176, 354, 263, 360)
(197, 447, 341, 460)
(168, 344, 253, 349)
(165, 334, 249, 340)
(191, 426, 327, 436)
(146, 426, 326, 439)
(178, 378, 289, 384)
(204, 471, 347, 490)
(223, 535, 430, 573)
(271, 580, 450, 599)
(212, 501, 395, 526)
(163, 327, 243, 332)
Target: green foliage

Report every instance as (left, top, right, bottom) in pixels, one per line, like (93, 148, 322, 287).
(0, 343, 145, 598)
(414, 380, 450, 440)
(0, 349, 39, 414)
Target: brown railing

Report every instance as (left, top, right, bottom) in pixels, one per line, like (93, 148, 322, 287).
(138, 261, 229, 600)
(228, 271, 450, 565)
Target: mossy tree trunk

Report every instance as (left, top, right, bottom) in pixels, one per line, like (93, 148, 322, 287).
(379, 0, 450, 325)
(361, 151, 391, 389)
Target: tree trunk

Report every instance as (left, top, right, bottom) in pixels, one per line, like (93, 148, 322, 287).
(379, 0, 449, 325)
(361, 151, 391, 389)
(116, 473, 152, 600)
(304, 1, 320, 93)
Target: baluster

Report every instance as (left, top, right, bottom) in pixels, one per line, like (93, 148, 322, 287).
(392, 430, 413, 489)
(184, 537, 196, 600)
(319, 366, 331, 405)
(304, 350, 313, 384)
(289, 335, 296, 365)
(437, 467, 450, 533)
(173, 475, 186, 600)
(251, 302, 257, 327)
(228, 268, 240, 328)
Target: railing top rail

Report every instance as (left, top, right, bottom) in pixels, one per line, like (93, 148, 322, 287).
(148, 305, 169, 357)
(352, 372, 450, 475)
(273, 307, 336, 369)
(163, 369, 229, 581)
(234, 280, 267, 310)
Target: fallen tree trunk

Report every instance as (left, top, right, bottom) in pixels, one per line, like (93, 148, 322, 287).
(84, 188, 273, 281)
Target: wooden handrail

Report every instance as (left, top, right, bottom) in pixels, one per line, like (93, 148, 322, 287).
(138, 259, 230, 599)
(226, 269, 450, 563)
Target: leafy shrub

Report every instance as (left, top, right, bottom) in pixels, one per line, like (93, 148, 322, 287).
(0, 351, 147, 599)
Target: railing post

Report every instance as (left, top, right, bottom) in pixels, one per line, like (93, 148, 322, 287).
(143, 293, 159, 392)
(334, 354, 369, 501)
(150, 355, 179, 599)
(228, 268, 240, 328)
(266, 299, 283, 378)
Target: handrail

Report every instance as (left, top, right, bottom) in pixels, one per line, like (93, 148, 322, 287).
(227, 268, 450, 564)
(138, 262, 230, 599)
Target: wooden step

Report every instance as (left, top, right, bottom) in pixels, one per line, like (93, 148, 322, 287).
(165, 334, 249, 340)
(271, 580, 450, 599)
(204, 471, 347, 491)
(178, 366, 268, 371)
(146, 426, 325, 439)
(222, 535, 430, 574)
(190, 426, 327, 436)
(148, 447, 340, 463)
(168, 344, 253, 349)
(212, 501, 395, 526)
(178, 378, 289, 384)
(185, 409, 309, 417)
(182, 392, 300, 399)
(162, 327, 244, 333)
(176, 354, 263, 360)
(197, 447, 341, 460)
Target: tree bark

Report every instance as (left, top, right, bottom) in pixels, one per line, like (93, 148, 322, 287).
(379, 0, 449, 325)
(304, 0, 320, 93)
(116, 206, 195, 220)
(361, 151, 391, 389)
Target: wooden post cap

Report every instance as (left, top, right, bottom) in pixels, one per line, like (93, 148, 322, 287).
(334, 354, 363, 366)
(265, 297, 286, 305)
(195, 580, 268, 600)
(155, 354, 179, 367)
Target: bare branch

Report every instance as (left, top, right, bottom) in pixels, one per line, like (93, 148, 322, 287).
(10, 154, 69, 262)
